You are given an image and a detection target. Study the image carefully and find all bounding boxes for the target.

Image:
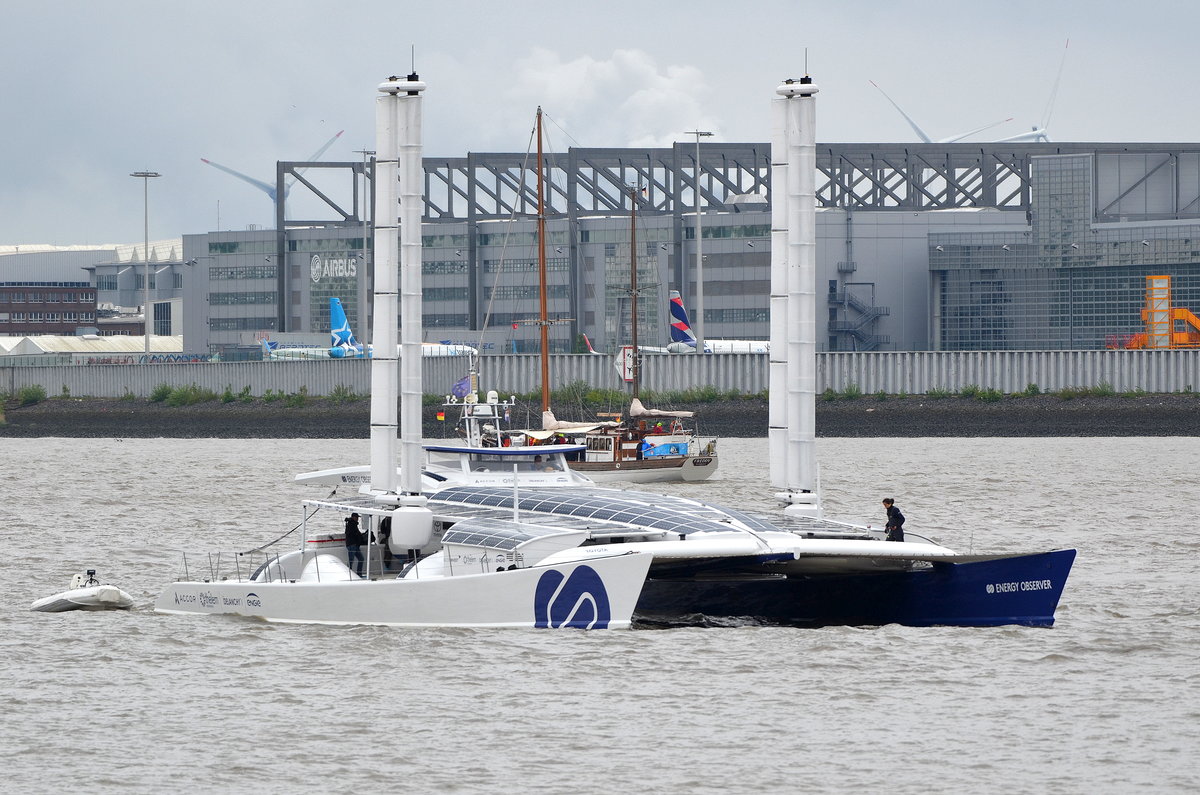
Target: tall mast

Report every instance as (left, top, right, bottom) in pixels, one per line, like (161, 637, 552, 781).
(370, 78, 402, 495)
(374, 72, 432, 550)
(629, 185, 639, 399)
(769, 76, 820, 518)
(536, 107, 550, 413)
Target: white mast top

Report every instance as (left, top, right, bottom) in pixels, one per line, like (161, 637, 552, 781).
(769, 76, 820, 517)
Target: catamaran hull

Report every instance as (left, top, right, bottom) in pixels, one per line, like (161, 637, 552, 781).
(635, 549, 1076, 628)
(30, 585, 135, 613)
(574, 455, 718, 483)
(155, 554, 651, 629)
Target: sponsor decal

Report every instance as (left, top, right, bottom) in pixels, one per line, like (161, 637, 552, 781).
(245, 593, 262, 608)
(199, 591, 219, 608)
(533, 565, 611, 629)
(310, 253, 358, 284)
(986, 579, 1054, 595)
(692, 457, 713, 466)
(173, 591, 198, 605)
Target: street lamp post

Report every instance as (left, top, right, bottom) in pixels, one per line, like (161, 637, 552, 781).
(354, 149, 374, 345)
(130, 170, 161, 354)
(685, 131, 712, 353)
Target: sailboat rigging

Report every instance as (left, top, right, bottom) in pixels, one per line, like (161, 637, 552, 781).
(496, 111, 720, 483)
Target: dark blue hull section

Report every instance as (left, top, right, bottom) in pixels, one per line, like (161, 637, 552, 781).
(635, 549, 1076, 628)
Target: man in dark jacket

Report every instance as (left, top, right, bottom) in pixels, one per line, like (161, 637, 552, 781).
(882, 498, 905, 542)
(344, 513, 365, 577)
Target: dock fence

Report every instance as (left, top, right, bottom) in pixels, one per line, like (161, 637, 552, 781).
(3, 350, 1199, 399)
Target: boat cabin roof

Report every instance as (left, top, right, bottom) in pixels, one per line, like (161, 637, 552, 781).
(423, 443, 585, 456)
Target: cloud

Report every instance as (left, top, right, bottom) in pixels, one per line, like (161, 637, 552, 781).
(499, 48, 720, 150)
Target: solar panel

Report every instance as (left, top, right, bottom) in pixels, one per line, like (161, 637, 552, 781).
(441, 518, 574, 551)
(429, 485, 785, 538)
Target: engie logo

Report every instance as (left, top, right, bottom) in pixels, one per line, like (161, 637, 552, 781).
(533, 566, 611, 629)
(310, 254, 358, 284)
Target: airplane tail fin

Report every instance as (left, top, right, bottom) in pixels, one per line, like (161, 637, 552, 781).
(668, 290, 697, 346)
(582, 333, 603, 355)
(329, 297, 360, 356)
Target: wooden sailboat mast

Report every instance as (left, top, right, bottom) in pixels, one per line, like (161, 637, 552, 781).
(536, 107, 551, 413)
(629, 185, 640, 399)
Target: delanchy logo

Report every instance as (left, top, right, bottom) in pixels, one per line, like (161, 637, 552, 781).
(533, 566, 611, 629)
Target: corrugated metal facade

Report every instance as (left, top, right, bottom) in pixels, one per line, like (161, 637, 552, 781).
(4, 351, 1199, 399)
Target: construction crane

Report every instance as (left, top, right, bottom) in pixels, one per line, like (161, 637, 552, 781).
(1109, 274, 1200, 349)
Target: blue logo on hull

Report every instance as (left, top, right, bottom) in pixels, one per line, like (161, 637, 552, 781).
(534, 566, 611, 629)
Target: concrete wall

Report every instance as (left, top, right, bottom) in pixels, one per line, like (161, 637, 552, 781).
(4, 350, 1199, 399)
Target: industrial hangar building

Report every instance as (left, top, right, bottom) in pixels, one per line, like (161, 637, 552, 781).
(7, 142, 1200, 357)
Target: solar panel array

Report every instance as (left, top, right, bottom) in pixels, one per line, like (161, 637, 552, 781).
(441, 519, 567, 551)
(430, 486, 784, 537)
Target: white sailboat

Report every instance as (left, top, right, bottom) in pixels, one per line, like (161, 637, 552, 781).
(157, 74, 1075, 629)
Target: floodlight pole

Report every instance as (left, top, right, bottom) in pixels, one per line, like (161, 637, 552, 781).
(686, 131, 713, 353)
(354, 149, 375, 345)
(130, 170, 161, 355)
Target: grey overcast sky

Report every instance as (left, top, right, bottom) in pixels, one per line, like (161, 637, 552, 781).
(2, 0, 1194, 246)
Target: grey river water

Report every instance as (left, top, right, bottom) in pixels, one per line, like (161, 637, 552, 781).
(2, 436, 1198, 794)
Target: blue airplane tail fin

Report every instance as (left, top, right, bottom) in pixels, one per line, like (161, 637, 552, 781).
(329, 297, 361, 357)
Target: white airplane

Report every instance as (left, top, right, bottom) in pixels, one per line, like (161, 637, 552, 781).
(263, 298, 476, 360)
(583, 333, 671, 356)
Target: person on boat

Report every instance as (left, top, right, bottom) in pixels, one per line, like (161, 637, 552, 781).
(377, 515, 394, 571)
(882, 498, 905, 542)
(344, 513, 366, 577)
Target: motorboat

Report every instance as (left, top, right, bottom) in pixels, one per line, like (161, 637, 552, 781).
(154, 74, 1075, 629)
(31, 570, 134, 613)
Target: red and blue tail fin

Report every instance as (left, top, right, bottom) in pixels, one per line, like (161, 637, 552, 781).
(668, 290, 697, 347)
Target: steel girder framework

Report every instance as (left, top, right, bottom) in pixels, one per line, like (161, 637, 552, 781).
(277, 143, 1200, 224)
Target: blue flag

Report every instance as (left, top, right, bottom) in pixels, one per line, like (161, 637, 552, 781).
(451, 375, 471, 398)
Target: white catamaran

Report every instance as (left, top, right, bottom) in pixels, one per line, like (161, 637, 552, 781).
(156, 74, 1075, 628)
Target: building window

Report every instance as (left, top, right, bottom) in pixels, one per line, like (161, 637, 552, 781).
(211, 265, 277, 280)
(208, 317, 279, 331)
(208, 291, 278, 305)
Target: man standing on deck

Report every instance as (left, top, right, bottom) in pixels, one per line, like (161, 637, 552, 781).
(882, 498, 905, 542)
(344, 513, 366, 577)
